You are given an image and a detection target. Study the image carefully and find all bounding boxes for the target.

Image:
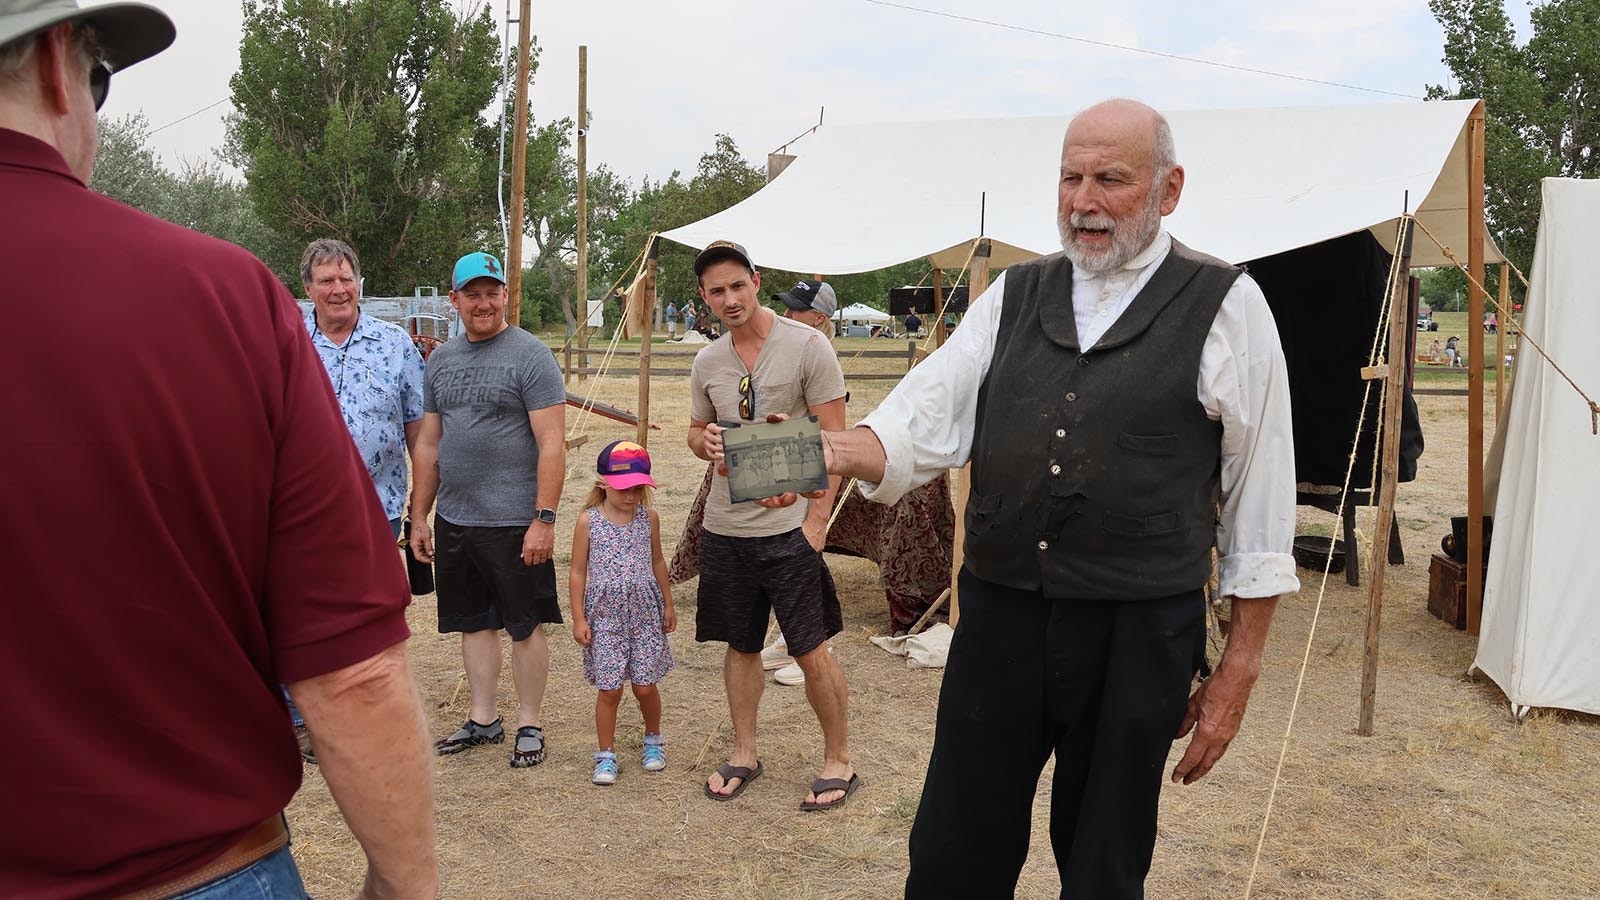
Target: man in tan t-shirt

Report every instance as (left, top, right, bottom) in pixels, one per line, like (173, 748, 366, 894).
(687, 240, 858, 811)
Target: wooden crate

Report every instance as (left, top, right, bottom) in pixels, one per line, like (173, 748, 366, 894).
(1428, 553, 1471, 630)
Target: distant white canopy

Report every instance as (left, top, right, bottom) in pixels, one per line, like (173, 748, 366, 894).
(836, 302, 892, 324)
(661, 100, 1502, 274)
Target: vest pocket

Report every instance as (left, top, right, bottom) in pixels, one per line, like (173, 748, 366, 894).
(964, 490, 1003, 536)
(1116, 432, 1178, 455)
(1103, 510, 1184, 536)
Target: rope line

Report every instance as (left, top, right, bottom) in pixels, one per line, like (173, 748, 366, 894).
(562, 237, 657, 473)
(1412, 219, 1599, 435)
(1242, 218, 1411, 898)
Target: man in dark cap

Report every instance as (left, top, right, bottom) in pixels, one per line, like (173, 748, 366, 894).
(0, 2, 437, 896)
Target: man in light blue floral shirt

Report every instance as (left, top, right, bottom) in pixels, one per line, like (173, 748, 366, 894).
(300, 238, 425, 536)
(289, 238, 424, 760)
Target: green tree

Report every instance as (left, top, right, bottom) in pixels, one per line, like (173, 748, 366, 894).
(226, 0, 502, 294)
(93, 113, 296, 281)
(1428, 0, 1600, 299)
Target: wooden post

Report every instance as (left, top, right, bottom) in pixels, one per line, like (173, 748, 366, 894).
(1496, 262, 1508, 422)
(504, 0, 532, 326)
(1466, 102, 1487, 635)
(946, 239, 991, 628)
(1359, 219, 1413, 737)
(932, 268, 947, 347)
(636, 237, 658, 446)
(574, 45, 589, 379)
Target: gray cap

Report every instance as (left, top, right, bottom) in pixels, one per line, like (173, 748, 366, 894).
(775, 279, 838, 318)
(0, 1, 175, 71)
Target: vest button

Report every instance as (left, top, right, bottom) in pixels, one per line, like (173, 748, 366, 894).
(1037, 540, 1049, 550)
(1077, 357, 1089, 367)
(1055, 429, 1066, 438)
(1065, 392, 1078, 402)
(1050, 464, 1061, 475)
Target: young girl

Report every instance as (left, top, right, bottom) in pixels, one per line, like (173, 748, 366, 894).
(569, 440, 677, 785)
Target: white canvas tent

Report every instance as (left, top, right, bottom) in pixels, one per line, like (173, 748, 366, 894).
(661, 100, 1502, 273)
(1474, 178, 1600, 717)
(837, 302, 892, 325)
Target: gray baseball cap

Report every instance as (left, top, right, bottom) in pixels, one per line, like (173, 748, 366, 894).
(775, 279, 838, 318)
(0, 1, 175, 71)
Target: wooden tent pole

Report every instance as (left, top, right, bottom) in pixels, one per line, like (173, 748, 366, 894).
(1466, 102, 1487, 635)
(504, 0, 532, 326)
(1496, 262, 1508, 422)
(933, 268, 947, 348)
(1359, 218, 1413, 736)
(637, 236, 658, 447)
(946, 241, 990, 628)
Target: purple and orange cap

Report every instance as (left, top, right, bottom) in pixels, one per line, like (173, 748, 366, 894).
(597, 440, 657, 490)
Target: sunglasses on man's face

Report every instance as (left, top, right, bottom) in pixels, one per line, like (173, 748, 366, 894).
(89, 60, 111, 111)
(738, 374, 755, 421)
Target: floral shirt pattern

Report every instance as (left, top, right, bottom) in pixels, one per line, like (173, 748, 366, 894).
(304, 311, 425, 519)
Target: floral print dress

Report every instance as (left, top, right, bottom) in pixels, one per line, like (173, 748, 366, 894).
(582, 505, 674, 690)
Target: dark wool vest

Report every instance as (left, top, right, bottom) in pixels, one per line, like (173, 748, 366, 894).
(965, 240, 1241, 599)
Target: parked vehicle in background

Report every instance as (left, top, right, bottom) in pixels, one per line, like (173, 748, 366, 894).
(1417, 309, 1439, 331)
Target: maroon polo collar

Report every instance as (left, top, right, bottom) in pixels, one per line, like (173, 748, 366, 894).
(0, 127, 84, 186)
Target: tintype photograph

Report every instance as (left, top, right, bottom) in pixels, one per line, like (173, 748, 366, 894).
(722, 416, 830, 503)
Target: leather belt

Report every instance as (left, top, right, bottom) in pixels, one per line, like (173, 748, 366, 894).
(120, 815, 289, 900)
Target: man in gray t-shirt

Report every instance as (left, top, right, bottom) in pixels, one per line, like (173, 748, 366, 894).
(687, 241, 857, 812)
(409, 251, 567, 769)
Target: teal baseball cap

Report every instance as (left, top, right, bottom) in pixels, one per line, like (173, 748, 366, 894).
(452, 251, 507, 291)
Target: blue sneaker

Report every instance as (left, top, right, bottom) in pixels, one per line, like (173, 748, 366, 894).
(642, 734, 667, 772)
(592, 750, 619, 785)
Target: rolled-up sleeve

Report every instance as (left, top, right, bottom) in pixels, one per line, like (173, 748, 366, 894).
(857, 271, 1005, 505)
(1199, 274, 1301, 600)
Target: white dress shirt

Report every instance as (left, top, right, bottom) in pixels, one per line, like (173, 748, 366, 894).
(858, 231, 1301, 600)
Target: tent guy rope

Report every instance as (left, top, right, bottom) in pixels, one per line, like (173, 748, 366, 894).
(1242, 217, 1411, 899)
(1412, 219, 1599, 435)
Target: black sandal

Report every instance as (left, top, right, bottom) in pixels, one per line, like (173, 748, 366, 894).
(703, 760, 763, 801)
(800, 773, 860, 811)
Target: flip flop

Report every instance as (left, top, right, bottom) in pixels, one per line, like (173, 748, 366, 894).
(800, 773, 860, 811)
(703, 760, 764, 801)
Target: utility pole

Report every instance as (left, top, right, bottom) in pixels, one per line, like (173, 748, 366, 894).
(505, 0, 532, 325)
(576, 46, 589, 379)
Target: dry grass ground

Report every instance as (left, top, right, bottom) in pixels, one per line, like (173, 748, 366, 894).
(286, 338, 1600, 899)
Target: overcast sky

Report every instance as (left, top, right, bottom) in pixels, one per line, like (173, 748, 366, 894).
(96, 0, 1530, 184)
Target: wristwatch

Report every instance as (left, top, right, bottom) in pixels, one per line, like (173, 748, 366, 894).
(535, 507, 557, 524)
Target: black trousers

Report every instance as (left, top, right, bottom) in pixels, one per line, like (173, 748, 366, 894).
(905, 569, 1206, 900)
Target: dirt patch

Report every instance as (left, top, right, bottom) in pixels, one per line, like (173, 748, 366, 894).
(287, 345, 1600, 899)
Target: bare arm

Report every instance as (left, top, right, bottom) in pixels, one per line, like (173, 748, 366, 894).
(403, 418, 421, 461)
(406, 412, 442, 563)
(1171, 593, 1279, 785)
(568, 510, 591, 645)
(688, 419, 725, 464)
(522, 405, 566, 565)
(822, 425, 888, 485)
(648, 508, 676, 633)
(801, 396, 847, 550)
(288, 642, 437, 900)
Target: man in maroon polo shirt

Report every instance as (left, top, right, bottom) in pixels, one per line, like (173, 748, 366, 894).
(0, 2, 437, 898)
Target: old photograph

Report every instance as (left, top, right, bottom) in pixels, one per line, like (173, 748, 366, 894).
(722, 416, 829, 503)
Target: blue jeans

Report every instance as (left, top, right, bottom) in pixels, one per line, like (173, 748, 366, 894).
(285, 516, 403, 726)
(173, 844, 307, 899)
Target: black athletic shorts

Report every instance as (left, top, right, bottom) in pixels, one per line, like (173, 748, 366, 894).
(434, 516, 561, 642)
(695, 527, 842, 656)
